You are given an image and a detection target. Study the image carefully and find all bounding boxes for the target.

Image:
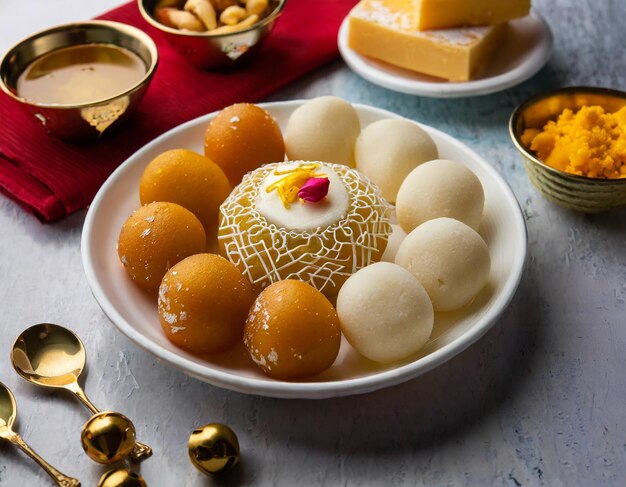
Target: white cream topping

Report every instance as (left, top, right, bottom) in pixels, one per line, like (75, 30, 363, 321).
(255, 162, 350, 232)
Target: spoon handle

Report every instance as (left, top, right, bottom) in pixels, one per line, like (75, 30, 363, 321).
(67, 383, 99, 415)
(9, 432, 81, 487)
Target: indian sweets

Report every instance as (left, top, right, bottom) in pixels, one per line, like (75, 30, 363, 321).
(244, 280, 341, 380)
(348, 0, 507, 81)
(154, 0, 274, 34)
(396, 159, 484, 232)
(219, 161, 392, 298)
(284, 96, 361, 166)
(117, 202, 206, 291)
(355, 118, 438, 202)
(139, 149, 232, 240)
(158, 253, 254, 353)
(336, 262, 434, 363)
(395, 217, 490, 311)
(406, 0, 530, 31)
(522, 105, 626, 179)
(204, 103, 285, 186)
(380, 224, 407, 263)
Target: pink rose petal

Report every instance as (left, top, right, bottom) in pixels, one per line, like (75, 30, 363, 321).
(298, 177, 330, 203)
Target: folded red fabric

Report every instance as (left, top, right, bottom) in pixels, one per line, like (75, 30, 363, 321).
(0, 0, 355, 221)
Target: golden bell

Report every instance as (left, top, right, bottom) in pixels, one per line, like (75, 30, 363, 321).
(81, 411, 136, 464)
(98, 468, 147, 487)
(188, 423, 240, 475)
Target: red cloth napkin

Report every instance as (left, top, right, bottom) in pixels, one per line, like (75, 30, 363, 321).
(0, 0, 356, 221)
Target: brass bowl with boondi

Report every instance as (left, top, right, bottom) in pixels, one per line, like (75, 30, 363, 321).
(510, 86, 626, 213)
(0, 21, 158, 140)
(137, 0, 286, 70)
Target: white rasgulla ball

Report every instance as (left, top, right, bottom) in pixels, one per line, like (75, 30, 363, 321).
(336, 262, 434, 363)
(396, 159, 484, 233)
(381, 224, 407, 263)
(355, 118, 438, 203)
(395, 217, 490, 311)
(285, 96, 360, 166)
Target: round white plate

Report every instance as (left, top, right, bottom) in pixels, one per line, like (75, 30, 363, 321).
(82, 101, 527, 399)
(338, 11, 553, 98)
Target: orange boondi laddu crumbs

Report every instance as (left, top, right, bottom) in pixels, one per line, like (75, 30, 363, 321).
(521, 105, 626, 179)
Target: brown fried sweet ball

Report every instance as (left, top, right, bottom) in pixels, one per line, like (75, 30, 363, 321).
(158, 253, 254, 353)
(139, 149, 232, 241)
(244, 280, 341, 380)
(117, 202, 206, 291)
(204, 103, 285, 186)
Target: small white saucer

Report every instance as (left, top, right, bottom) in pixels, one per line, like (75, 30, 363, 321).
(338, 11, 554, 98)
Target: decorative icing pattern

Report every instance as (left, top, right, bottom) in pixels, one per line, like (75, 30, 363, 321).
(219, 161, 393, 296)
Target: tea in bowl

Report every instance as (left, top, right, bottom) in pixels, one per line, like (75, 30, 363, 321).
(0, 21, 158, 140)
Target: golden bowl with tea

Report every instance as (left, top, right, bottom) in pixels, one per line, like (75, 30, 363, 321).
(0, 21, 158, 140)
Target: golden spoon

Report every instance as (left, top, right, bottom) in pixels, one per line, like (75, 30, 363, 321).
(0, 381, 81, 487)
(10, 323, 152, 462)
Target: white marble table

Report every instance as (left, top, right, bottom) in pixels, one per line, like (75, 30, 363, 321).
(1, 1, 625, 485)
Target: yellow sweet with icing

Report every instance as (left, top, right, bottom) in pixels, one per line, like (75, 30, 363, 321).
(348, 0, 508, 81)
(524, 105, 626, 179)
(218, 161, 392, 298)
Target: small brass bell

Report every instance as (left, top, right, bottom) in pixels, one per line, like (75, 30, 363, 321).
(98, 468, 147, 487)
(188, 423, 240, 475)
(81, 411, 137, 464)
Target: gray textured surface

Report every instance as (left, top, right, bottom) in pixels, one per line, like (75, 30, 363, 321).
(1, 0, 625, 485)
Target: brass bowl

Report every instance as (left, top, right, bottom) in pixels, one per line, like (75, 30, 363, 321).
(0, 21, 158, 140)
(138, 0, 286, 70)
(510, 86, 626, 213)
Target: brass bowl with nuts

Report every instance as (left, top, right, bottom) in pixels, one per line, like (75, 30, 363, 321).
(509, 86, 626, 213)
(138, 0, 286, 70)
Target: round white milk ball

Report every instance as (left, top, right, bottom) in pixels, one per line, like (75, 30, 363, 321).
(381, 224, 407, 263)
(395, 217, 490, 311)
(396, 159, 484, 233)
(336, 262, 434, 363)
(355, 119, 438, 202)
(285, 96, 360, 166)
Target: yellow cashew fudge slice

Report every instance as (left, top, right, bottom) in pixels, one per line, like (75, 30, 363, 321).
(348, 0, 508, 81)
(377, 0, 529, 31)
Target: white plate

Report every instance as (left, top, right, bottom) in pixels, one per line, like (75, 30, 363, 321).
(338, 11, 553, 98)
(81, 101, 527, 399)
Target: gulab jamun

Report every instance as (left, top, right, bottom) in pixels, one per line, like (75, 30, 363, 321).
(117, 202, 206, 291)
(158, 253, 254, 353)
(244, 280, 341, 380)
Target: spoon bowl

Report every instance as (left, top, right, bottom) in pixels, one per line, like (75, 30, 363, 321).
(12, 323, 86, 389)
(0, 382, 17, 437)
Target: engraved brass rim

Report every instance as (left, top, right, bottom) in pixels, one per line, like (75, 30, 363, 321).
(509, 86, 626, 212)
(0, 20, 158, 109)
(137, 0, 287, 38)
